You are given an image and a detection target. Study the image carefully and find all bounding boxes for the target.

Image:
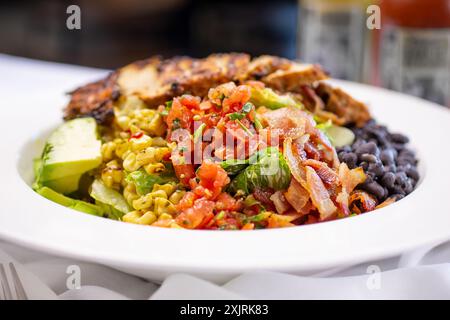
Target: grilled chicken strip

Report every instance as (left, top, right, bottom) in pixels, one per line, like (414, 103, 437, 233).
(64, 53, 369, 127)
(315, 82, 371, 127)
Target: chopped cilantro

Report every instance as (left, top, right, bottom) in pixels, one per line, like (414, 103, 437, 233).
(172, 118, 181, 130)
(193, 123, 206, 142)
(242, 102, 253, 113)
(228, 102, 254, 121)
(236, 119, 254, 137)
(229, 112, 245, 120)
(160, 100, 173, 116)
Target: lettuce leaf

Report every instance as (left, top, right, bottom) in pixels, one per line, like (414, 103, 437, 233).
(228, 147, 291, 194)
(126, 168, 177, 196)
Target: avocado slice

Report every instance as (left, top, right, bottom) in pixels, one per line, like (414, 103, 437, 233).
(37, 187, 103, 216)
(36, 118, 102, 193)
(42, 174, 82, 195)
(250, 87, 303, 110)
(40, 118, 102, 181)
(90, 179, 131, 219)
(324, 125, 355, 147)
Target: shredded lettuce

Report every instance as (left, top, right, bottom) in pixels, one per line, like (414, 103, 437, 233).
(126, 168, 176, 196)
(90, 179, 131, 219)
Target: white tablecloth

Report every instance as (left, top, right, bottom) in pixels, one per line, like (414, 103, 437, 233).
(1, 54, 450, 300)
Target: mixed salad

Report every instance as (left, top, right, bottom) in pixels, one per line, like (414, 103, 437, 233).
(33, 54, 419, 230)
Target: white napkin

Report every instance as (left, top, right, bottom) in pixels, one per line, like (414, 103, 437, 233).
(2, 239, 450, 299)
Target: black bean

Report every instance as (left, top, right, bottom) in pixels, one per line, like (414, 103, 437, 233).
(391, 142, 406, 152)
(391, 194, 405, 201)
(391, 185, 406, 195)
(351, 139, 365, 151)
(404, 179, 413, 194)
(368, 162, 385, 177)
(360, 161, 369, 171)
(360, 153, 378, 163)
(366, 127, 387, 143)
(400, 163, 412, 169)
(362, 181, 385, 200)
(384, 164, 397, 173)
(399, 149, 415, 158)
(381, 172, 396, 188)
(341, 145, 352, 153)
(355, 141, 379, 157)
(398, 153, 415, 162)
(395, 172, 408, 185)
(337, 119, 419, 203)
(397, 157, 415, 166)
(380, 149, 395, 165)
(341, 153, 357, 168)
(364, 175, 374, 184)
(390, 133, 409, 144)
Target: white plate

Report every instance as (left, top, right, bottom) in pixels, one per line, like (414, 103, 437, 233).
(1, 79, 450, 283)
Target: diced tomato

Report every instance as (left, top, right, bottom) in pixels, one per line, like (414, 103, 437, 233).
(215, 192, 241, 211)
(191, 184, 214, 199)
(176, 191, 197, 211)
(241, 223, 255, 230)
(175, 198, 215, 229)
(222, 85, 251, 113)
(199, 100, 213, 111)
(196, 161, 230, 199)
(179, 95, 201, 109)
(197, 211, 215, 229)
(200, 113, 221, 129)
(173, 163, 195, 186)
(166, 98, 194, 132)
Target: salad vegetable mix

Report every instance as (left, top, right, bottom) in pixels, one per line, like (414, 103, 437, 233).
(33, 54, 419, 230)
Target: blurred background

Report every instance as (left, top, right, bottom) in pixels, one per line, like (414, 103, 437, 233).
(0, 0, 449, 107)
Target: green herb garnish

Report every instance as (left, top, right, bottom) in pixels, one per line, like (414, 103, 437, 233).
(193, 123, 206, 142)
(172, 118, 181, 130)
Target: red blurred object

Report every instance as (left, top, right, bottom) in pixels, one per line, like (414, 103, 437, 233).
(380, 0, 450, 28)
(373, 0, 450, 107)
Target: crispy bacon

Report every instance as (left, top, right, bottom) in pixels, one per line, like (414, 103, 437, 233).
(284, 179, 310, 213)
(305, 166, 337, 220)
(270, 191, 291, 214)
(336, 163, 366, 216)
(349, 190, 377, 214)
(303, 159, 339, 187)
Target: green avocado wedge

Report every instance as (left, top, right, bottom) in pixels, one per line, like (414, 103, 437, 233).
(36, 187, 103, 216)
(249, 87, 303, 110)
(35, 117, 102, 194)
(323, 125, 355, 148)
(41, 174, 83, 195)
